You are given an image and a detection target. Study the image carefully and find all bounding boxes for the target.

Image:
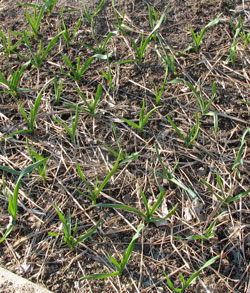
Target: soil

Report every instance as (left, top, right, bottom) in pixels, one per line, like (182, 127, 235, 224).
(0, 0, 250, 292)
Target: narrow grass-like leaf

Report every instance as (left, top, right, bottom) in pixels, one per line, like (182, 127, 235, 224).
(232, 128, 250, 178)
(165, 255, 219, 292)
(26, 5, 45, 38)
(94, 203, 146, 219)
(81, 272, 120, 280)
(77, 153, 121, 204)
(120, 223, 144, 272)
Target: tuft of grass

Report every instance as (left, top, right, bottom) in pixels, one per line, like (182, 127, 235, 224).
(232, 128, 250, 178)
(53, 104, 79, 144)
(49, 206, 100, 249)
(76, 153, 121, 205)
(169, 79, 218, 133)
(62, 54, 95, 82)
(0, 30, 23, 58)
(80, 223, 144, 279)
(10, 78, 53, 136)
(155, 144, 200, 207)
(165, 255, 219, 292)
(74, 84, 103, 115)
(153, 66, 168, 105)
(200, 168, 250, 205)
(103, 122, 139, 164)
(174, 211, 227, 241)
(186, 13, 222, 53)
(155, 36, 177, 76)
(230, 15, 250, 48)
(121, 99, 161, 134)
(94, 183, 178, 224)
(23, 31, 62, 70)
(101, 54, 114, 92)
(43, 0, 59, 14)
(0, 61, 31, 97)
(60, 8, 81, 47)
(26, 138, 49, 184)
(25, 4, 45, 39)
(53, 74, 63, 106)
(0, 159, 48, 243)
(166, 112, 200, 148)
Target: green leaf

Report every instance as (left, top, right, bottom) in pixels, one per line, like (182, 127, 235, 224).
(80, 271, 120, 280)
(94, 203, 145, 219)
(120, 224, 144, 271)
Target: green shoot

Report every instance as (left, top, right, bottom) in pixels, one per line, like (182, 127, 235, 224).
(23, 31, 61, 70)
(60, 8, 81, 47)
(131, 5, 169, 65)
(200, 169, 250, 205)
(94, 170, 178, 224)
(0, 159, 48, 243)
(117, 5, 169, 65)
(165, 255, 219, 292)
(155, 144, 200, 206)
(232, 128, 250, 178)
(227, 26, 241, 65)
(26, 138, 49, 184)
(103, 122, 139, 164)
(82, 0, 104, 24)
(0, 30, 23, 57)
(238, 16, 250, 47)
(80, 223, 144, 279)
(156, 36, 177, 76)
(81, 0, 114, 54)
(76, 153, 121, 205)
(148, 4, 159, 41)
(169, 79, 218, 133)
(54, 74, 63, 106)
(0, 61, 30, 97)
(111, 0, 130, 35)
(43, 0, 59, 14)
(25, 5, 45, 39)
(101, 54, 114, 91)
(174, 211, 227, 241)
(121, 99, 161, 134)
(62, 54, 95, 82)
(84, 0, 115, 52)
(166, 112, 200, 148)
(188, 14, 222, 53)
(75, 84, 103, 115)
(230, 15, 250, 47)
(11, 78, 53, 136)
(153, 66, 168, 105)
(53, 104, 79, 144)
(49, 206, 100, 249)
(80, 30, 115, 55)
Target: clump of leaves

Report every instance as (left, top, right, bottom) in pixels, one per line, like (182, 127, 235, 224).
(0, 159, 48, 243)
(49, 205, 100, 249)
(26, 138, 49, 184)
(0, 61, 30, 97)
(53, 104, 79, 144)
(185, 13, 222, 53)
(94, 169, 178, 224)
(166, 112, 200, 148)
(232, 128, 250, 178)
(165, 255, 219, 292)
(103, 122, 139, 164)
(81, 224, 144, 279)
(121, 98, 161, 134)
(77, 153, 121, 205)
(200, 168, 250, 205)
